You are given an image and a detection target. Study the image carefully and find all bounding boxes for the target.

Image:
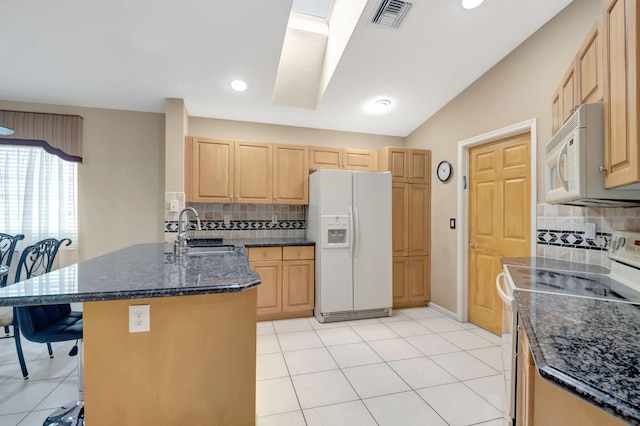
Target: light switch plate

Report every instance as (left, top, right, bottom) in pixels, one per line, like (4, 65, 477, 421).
(129, 305, 150, 333)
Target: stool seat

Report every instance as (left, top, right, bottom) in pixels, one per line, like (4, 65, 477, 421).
(16, 306, 82, 343)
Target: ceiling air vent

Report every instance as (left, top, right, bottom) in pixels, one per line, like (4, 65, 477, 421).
(371, 0, 413, 29)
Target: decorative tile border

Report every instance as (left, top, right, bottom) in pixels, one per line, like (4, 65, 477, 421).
(165, 219, 306, 233)
(537, 229, 611, 251)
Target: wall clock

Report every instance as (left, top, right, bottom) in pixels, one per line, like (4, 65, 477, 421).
(437, 161, 453, 182)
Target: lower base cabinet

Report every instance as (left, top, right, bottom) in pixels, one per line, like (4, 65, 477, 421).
(392, 255, 430, 308)
(518, 326, 626, 426)
(248, 246, 314, 321)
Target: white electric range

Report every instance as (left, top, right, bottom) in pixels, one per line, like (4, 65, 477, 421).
(497, 230, 640, 425)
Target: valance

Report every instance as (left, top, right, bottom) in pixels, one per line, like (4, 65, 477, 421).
(0, 110, 83, 162)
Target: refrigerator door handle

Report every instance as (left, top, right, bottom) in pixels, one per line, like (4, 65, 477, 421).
(348, 206, 354, 258)
(354, 206, 360, 258)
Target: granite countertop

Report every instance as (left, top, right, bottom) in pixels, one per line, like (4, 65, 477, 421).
(514, 290, 640, 425)
(0, 243, 261, 307)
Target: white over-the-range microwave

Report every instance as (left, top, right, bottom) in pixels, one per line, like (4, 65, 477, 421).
(544, 102, 640, 206)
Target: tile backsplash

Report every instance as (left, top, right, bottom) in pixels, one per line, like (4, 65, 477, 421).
(164, 192, 306, 241)
(536, 203, 640, 267)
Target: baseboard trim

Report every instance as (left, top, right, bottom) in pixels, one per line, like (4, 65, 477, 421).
(428, 302, 458, 321)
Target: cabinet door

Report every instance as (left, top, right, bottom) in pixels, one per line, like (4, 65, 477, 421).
(283, 246, 314, 261)
(392, 183, 409, 256)
(407, 256, 430, 302)
(191, 138, 234, 203)
(343, 149, 376, 171)
(309, 146, 342, 170)
(282, 259, 314, 313)
(235, 142, 273, 204)
(577, 20, 603, 104)
(274, 144, 308, 204)
(516, 327, 535, 426)
(407, 184, 430, 257)
(252, 261, 282, 316)
(392, 257, 409, 304)
(409, 149, 430, 184)
(561, 65, 577, 124)
(378, 147, 409, 182)
(603, 0, 640, 188)
(551, 88, 561, 136)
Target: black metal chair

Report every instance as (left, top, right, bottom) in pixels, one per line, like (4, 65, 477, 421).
(14, 237, 83, 425)
(2, 237, 73, 379)
(0, 233, 27, 377)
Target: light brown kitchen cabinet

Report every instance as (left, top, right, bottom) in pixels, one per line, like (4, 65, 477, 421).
(186, 138, 309, 204)
(186, 137, 235, 203)
(234, 141, 273, 204)
(273, 144, 308, 204)
(551, 89, 562, 135)
(392, 256, 430, 307)
(602, 0, 640, 188)
(576, 20, 604, 105)
(377, 147, 430, 183)
(517, 324, 535, 426)
(550, 19, 603, 136)
(560, 65, 577, 125)
(308, 146, 376, 171)
(249, 246, 314, 321)
(388, 150, 431, 308)
(517, 324, 626, 426)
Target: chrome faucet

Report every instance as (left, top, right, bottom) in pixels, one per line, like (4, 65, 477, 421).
(174, 207, 201, 257)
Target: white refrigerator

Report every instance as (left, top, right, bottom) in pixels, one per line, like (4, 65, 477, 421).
(307, 169, 392, 322)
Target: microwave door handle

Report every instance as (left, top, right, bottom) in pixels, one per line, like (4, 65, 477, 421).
(556, 141, 569, 191)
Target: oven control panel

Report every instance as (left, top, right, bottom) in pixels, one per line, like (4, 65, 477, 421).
(609, 231, 640, 267)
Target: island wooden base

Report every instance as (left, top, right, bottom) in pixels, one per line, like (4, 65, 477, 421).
(84, 289, 257, 426)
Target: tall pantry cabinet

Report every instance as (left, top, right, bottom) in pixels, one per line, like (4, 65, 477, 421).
(378, 147, 432, 308)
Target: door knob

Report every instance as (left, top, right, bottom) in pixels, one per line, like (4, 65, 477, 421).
(469, 242, 476, 248)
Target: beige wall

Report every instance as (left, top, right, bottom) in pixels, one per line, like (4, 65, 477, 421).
(189, 117, 404, 149)
(0, 100, 165, 262)
(406, 0, 605, 313)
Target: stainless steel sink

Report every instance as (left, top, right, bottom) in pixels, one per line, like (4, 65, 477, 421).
(186, 246, 236, 256)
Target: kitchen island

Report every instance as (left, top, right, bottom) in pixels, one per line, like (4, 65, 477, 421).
(0, 243, 260, 426)
(514, 290, 640, 425)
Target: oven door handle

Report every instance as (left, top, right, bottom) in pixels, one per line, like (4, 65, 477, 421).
(496, 272, 513, 304)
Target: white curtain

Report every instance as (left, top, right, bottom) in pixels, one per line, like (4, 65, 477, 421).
(0, 145, 77, 247)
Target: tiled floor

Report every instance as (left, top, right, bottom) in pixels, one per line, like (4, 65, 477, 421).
(257, 307, 508, 426)
(0, 306, 508, 425)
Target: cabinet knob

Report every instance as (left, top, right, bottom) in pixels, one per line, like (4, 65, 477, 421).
(263, 251, 267, 257)
(469, 242, 477, 248)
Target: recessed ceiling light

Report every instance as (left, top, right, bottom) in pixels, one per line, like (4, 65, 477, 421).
(461, 0, 483, 9)
(366, 98, 392, 114)
(231, 79, 247, 92)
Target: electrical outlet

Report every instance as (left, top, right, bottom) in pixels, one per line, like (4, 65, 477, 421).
(129, 305, 150, 333)
(272, 215, 278, 224)
(169, 199, 179, 212)
(224, 215, 231, 226)
(585, 222, 596, 240)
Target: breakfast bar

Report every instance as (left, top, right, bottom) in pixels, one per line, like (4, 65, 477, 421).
(0, 243, 260, 426)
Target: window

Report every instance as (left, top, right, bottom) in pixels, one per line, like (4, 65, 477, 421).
(0, 145, 77, 247)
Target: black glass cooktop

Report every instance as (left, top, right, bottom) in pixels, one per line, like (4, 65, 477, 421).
(505, 266, 640, 304)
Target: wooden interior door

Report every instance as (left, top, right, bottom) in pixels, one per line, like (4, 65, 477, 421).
(469, 133, 530, 334)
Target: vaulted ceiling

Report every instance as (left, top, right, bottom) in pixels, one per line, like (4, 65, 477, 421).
(0, 0, 573, 136)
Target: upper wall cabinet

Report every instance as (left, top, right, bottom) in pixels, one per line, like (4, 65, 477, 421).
(185, 137, 308, 204)
(308, 146, 376, 171)
(603, 0, 640, 188)
(377, 147, 430, 183)
(234, 141, 273, 204)
(186, 137, 235, 203)
(273, 144, 309, 205)
(551, 20, 604, 135)
(577, 20, 604, 105)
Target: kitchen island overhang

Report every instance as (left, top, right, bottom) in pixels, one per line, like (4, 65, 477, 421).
(0, 243, 261, 426)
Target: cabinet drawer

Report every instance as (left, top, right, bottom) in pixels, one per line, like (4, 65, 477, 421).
(248, 246, 282, 262)
(283, 246, 314, 260)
